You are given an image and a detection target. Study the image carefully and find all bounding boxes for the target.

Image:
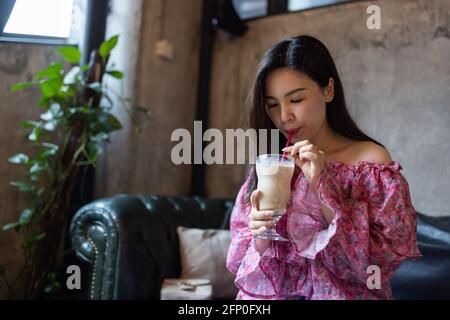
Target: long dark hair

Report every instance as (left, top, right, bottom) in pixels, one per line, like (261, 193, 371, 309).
(243, 35, 385, 201)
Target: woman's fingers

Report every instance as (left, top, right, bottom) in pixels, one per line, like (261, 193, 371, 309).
(284, 142, 325, 163)
(249, 219, 276, 231)
(249, 188, 282, 234)
(249, 189, 276, 232)
(299, 144, 318, 153)
(250, 189, 260, 211)
(297, 151, 319, 161)
(285, 140, 311, 155)
(290, 143, 304, 157)
(251, 226, 269, 237)
(283, 140, 318, 161)
(250, 209, 274, 221)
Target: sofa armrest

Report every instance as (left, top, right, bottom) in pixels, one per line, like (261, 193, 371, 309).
(391, 213, 450, 299)
(70, 194, 172, 300)
(70, 201, 117, 299)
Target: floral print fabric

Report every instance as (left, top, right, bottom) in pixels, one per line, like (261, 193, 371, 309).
(226, 160, 422, 300)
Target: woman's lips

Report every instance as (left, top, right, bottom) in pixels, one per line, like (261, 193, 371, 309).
(286, 127, 301, 137)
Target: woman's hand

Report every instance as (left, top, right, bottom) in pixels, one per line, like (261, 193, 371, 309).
(282, 139, 326, 194)
(249, 190, 276, 237)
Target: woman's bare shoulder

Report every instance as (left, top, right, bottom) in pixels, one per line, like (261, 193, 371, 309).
(327, 137, 391, 166)
(353, 141, 392, 164)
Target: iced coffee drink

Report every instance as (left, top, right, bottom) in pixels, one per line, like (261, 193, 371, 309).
(255, 154, 295, 241)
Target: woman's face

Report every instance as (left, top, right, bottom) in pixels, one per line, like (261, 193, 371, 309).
(264, 67, 334, 143)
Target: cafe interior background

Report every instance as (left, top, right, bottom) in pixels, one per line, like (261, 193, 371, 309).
(0, 0, 449, 299)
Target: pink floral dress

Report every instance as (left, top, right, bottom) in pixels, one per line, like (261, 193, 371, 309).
(226, 160, 422, 300)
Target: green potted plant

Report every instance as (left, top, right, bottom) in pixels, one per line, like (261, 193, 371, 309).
(0, 34, 150, 299)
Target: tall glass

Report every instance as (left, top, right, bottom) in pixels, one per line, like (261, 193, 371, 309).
(254, 154, 295, 241)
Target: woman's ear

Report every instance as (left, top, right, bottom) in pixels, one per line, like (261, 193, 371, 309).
(324, 77, 334, 103)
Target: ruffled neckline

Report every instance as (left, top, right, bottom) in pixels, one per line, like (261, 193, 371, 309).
(325, 160, 403, 173)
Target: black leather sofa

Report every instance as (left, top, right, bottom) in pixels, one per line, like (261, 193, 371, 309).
(69, 194, 450, 300)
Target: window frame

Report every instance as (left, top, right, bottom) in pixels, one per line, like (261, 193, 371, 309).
(236, 0, 362, 22)
(286, 0, 358, 13)
(0, 0, 16, 34)
(0, 0, 79, 45)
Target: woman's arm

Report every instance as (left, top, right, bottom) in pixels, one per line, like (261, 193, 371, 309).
(311, 186, 334, 226)
(255, 239, 272, 254)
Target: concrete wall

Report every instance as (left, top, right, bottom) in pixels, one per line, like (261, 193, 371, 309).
(0, 43, 60, 297)
(206, 0, 450, 217)
(94, 0, 203, 198)
(93, 0, 142, 198)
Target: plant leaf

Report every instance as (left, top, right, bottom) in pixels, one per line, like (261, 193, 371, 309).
(34, 233, 46, 241)
(38, 96, 50, 108)
(136, 106, 152, 116)
(11, 82, 35, 92)
(87, 82, 102, 93)
(42, 143, 59, 155)
(69, 106, 90, 115)
(52, 282, 61, 289)
(64, 66, 81, 85)
(36, 188, 45, 199)
(34, 63, 62, 80)
(106, 70, 124, 79)
(39, 78, 62, 98)
(19, 208, 33, 225)
(22, 232, 46, 249)
(89, 111, 122, 134)
(99, 35, 119, 59)
(80, 64, 90, 72)
(48, 272, 56, 282)
(40, 110, 53, 121)
(28, 125, 43, 141)
(37, 148, 57, 163)
(60, 84, 76, 98)
(8, 154, 29, 165)
(56, 46, 81, 64)
(10, 181, 34, 193)
(30, 162, 44, 175)
(22, 120, 40, 129)
(2, 222, 21, 231)
(43, 120, 58, 131)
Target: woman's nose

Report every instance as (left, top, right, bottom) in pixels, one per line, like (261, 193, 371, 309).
(280, 104, 294, 123)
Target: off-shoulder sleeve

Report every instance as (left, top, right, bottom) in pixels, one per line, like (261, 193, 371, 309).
(287, 160, 422, 285)
(225, 168, 308, 299)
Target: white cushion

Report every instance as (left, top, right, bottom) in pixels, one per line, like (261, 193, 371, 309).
(176, 226, 238, 299)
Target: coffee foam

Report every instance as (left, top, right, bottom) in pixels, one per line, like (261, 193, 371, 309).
(256, 162, 294, 176)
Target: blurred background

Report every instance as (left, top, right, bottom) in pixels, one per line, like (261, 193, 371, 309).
(0, 0, 449, 298)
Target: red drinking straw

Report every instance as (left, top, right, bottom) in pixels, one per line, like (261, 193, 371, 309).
(282, 131, 293, 160)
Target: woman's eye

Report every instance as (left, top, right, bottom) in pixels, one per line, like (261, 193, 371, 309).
(267, 103, 278, 108)
(291, 99, 303, 104)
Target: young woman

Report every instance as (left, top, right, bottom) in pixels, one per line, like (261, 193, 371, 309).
(226, 35, 421, 300)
